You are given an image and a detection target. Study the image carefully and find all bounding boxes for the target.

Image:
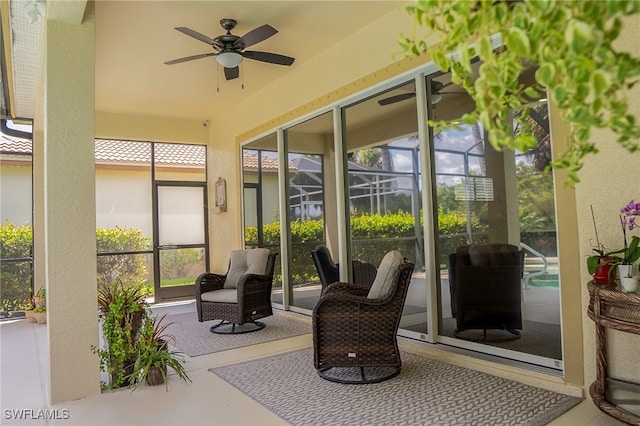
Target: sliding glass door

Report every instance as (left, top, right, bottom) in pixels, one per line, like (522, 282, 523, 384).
(342, 80, 427, 335)
(284, 112, 332, 313)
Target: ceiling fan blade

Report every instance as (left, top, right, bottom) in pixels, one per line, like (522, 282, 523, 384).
(378, 92, 416, 106)
(224, 66, 239, 80)
(164, 53, 216, 65)
(174, 27, 216, 45)
(236, 24, 278, 49)
(242, 51, 295, 66)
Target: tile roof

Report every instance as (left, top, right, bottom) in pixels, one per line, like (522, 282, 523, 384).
(95, 139, 205, 167)
(243, 152, 296, 171)
(1, 134, 297, 171)
(0, 134, 31, 154)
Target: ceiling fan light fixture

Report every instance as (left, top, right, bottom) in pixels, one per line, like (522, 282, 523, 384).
(216, 51, 242, 68)
(431, 93, 442, 104)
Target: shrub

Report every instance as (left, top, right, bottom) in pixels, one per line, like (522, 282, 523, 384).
(96, 227, 150, 288)
(0, 221, 33, 310)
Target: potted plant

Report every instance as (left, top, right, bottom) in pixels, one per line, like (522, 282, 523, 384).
(32, 288, 46, 324)
(24, 290, 36, 323)
(618, 200, 640, 292)
(127, 314, 190, 391)
(92, 281, 149, 389)
(587, 244, 621, 285)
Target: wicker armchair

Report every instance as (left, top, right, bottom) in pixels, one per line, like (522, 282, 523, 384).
(313, 250, 415, 384)
(448, 243, 524, 339)
(195, 248, 277, 334)
(310, 244, 377, 289)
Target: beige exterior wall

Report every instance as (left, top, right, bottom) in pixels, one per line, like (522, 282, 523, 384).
(0, 163, 32, 225)
(574, 17, 640, 387)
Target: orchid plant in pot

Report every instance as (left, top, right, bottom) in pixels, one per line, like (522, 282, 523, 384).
(618, 200, 640, 292)
(587, 206, 621, 285)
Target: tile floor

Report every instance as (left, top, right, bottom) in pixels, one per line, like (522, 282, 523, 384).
(0, 301, 624, 426)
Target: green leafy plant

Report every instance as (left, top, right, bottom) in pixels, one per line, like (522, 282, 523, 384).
(96, 227, 150, 288)
(127, 314, 190, 391)
(619, 200, 640, 267)
(0, 221, 33, 310)
(93, 281, 149, 389)
(586, 245, 622, 276)
(400, 0, 640, 184)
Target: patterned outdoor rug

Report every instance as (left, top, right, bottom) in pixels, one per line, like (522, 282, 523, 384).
(210, 348, 581, 425)
(164, 311, 311, 357)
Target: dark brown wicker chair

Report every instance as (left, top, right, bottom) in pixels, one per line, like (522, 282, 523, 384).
(195, 248, 277, 334)
(313, 250, 415, 384)
(448, 243, 524, 340)
(310, 244, 377, 289)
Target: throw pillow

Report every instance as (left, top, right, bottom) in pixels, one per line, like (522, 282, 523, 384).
(367, 250, 404, 299)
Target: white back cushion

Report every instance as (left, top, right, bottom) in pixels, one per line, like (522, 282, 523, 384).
(223, 248, 270, 289)
(367, 250, 404, 299)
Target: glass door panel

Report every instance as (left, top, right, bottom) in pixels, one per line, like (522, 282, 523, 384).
(158, 186, 205, 245)
(241, 133, 283, 305)
(342, 80, 425, 334)
(155, 183, 207, 301)
(430, 67, 563, 369)
(285, 111, 332, 312)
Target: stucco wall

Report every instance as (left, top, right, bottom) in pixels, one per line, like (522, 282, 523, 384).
(575, 14, 640, 385)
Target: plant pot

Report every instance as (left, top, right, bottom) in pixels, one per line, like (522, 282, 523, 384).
(34, 311, 46, 324)
(617, 264, 635, 279)
(621, 276, 639, 293)
(593, 258, 616, 285)
(25, 310, 37, 323)
(145, 366, 166, 386)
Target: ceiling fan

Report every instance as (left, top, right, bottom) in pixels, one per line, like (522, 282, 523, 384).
(164, 18, 295, 81)
(377, 80, 455, 106)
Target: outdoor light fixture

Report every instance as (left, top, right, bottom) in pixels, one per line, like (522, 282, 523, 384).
(432, 93, 442, 104)
(216, 51, 242, 68)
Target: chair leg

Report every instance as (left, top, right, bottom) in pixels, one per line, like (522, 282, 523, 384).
(209, 320, 266, 334)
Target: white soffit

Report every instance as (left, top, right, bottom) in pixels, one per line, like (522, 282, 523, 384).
(9, 0, 44, 119)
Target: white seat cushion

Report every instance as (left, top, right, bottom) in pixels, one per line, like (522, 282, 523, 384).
(201, 289, 238, 304)
(223, 248, 270, 289)
(367, 250, 404, 299)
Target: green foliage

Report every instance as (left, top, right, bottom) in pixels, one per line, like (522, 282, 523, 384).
(160, 249, 202, 280)
(93, 281, 149, 389)
(96, 227, 150, 288)
(516, 163, 556, 230)
(246, 210, 483, 281)
(0, 221, 33, 311)
(127, 314, 191, 391)
(400, 0, 640, 184)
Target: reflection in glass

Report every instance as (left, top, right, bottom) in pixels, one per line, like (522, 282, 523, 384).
(343, 80, 425, 333)
(242, 134, 283, 297)
(432, 67, 562, 364)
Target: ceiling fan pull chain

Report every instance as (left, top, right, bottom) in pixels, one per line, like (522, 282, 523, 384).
(216, 65, 220, 93)
(241, 65, 244, 90)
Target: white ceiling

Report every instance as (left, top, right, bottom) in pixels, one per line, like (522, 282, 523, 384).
(4, 1, 403, 121)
